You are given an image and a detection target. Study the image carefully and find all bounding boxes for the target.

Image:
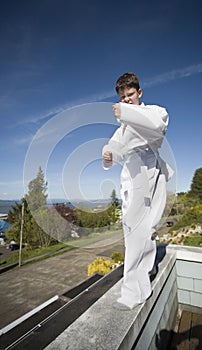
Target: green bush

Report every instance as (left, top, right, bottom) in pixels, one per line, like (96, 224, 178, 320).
(111, 251, 124, 263)
(169, 206, 202, 232)
(184, 234, 202, 247)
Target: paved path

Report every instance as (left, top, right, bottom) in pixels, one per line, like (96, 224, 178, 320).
(0, 239, 124, 328)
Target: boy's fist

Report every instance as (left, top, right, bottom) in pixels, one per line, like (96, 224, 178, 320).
(103, 151, 112, 163)
(112, 103, 121, 119)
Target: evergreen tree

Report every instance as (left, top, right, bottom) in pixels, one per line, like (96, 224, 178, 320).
(109, 189, 120, 224)
(26, 166, 47, 211)
(110, 189, 119, 207)
(6, 167, 55, 248)
(188, 167, 202, 203)
(7, 201, 22, 224)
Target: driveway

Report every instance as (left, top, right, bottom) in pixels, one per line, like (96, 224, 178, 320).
(0, 239, 124, 328)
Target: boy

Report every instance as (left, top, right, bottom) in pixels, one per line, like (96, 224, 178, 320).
(102, 72, 172, 310)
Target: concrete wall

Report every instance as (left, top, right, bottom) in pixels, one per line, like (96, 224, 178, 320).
(134, 266, 178, 350)
(45, 245, 202, 350)
(167, 245, 202, 314)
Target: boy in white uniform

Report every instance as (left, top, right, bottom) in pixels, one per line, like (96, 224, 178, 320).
(102, 72, 172, 310)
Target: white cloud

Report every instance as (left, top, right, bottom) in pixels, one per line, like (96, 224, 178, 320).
(142, 63, 202, 88)
(13, 134, 35, 146)
(24, 89, 115, 127)
(28, 62, 202, 126)
(15, 62, 202, 133)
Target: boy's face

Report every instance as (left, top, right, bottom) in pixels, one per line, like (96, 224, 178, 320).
(118, 87, 142, 105)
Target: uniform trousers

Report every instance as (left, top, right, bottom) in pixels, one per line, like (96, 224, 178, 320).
(118, 149, 166, 308)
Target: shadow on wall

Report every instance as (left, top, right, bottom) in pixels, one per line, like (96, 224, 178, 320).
(155, 325, 202, 350)
(150, 243, 167, 282)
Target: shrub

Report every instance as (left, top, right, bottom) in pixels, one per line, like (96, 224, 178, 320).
(87, 258, 114, 276)
(184, 234, 202, 247)
(111, 251, 124, 263)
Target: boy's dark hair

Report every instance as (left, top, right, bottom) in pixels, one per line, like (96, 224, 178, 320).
(115, 72, 140, 94)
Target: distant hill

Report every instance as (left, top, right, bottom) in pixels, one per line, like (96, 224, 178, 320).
(0, 198, 117, 214)
(47, 199, 113, 210)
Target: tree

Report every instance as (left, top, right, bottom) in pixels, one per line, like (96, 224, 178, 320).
(26, 166, 47, 211)
(7, 201, 23, 224)
(6, 198, 54, 248)
(110, 189, 119, 207)
(73, 207, 113, 232)
(54, 204, 77, 225)
(6, 198, 28, 243)
(168, 204, 202, 232)
(23, 167, 53, 248)
(108, 189, 120, 224)
(6, 167, 56, 249)
(188, 168, 202, 203)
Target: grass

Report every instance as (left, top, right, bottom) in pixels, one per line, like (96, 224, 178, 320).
(0, 226, 123, 269)
(67, 226, 123, 248)
(184, 234, 202, 247)
(0, 243, 76, 268)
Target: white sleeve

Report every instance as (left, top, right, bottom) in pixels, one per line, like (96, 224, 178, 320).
(119, 103, 169, 143)
(102, 127, 125, 169)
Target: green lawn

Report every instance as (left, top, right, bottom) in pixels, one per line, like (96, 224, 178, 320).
(0, 226, 123, 268)
(184, 234, 202, 247)
(67, 227, 123, 248)
(0, 243, 75, 268)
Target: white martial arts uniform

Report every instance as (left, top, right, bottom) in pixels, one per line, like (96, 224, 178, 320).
(102, 102, 173, 309)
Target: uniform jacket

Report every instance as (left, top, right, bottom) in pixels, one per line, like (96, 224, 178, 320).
(102, 102, 173, 182)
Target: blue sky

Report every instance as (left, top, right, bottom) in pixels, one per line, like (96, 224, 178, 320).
(0, 0, 202, 201)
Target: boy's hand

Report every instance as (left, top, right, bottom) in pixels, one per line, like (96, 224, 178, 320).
(103, 151, 112, 163)
(112, 103, 121, 119)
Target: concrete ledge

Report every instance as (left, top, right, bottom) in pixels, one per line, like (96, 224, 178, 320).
(1, 245, 201, 349)
(45, 248, 177, 350)
(167, 244, 202, 262)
